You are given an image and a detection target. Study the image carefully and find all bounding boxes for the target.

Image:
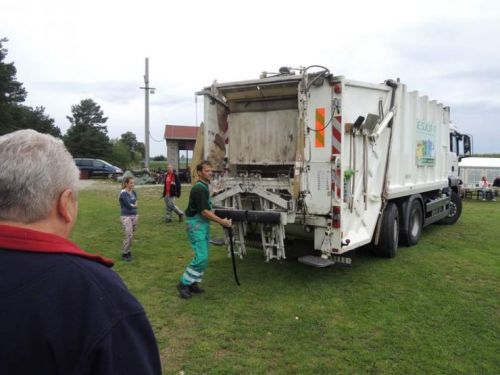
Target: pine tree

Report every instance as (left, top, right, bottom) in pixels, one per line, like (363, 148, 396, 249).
(64, 98, 112, 158)
(0, 37, 61, 137)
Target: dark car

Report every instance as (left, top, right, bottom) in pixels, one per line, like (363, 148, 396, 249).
(74, 158, 123, 178)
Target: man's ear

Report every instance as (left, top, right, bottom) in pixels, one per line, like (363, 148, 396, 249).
(57, 189, 77, 223)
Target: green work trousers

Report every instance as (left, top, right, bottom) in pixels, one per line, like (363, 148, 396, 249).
(180, 214, 210, 286)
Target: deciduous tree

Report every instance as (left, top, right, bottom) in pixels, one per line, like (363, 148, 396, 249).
(120, 131, 145, 157)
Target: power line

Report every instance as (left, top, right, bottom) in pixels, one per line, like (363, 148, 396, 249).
(149, 131, 164, 143)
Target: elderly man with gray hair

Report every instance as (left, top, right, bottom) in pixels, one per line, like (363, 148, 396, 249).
(0, 130, 162, 375)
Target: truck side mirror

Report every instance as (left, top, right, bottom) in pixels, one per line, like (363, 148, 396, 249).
(463, 135, 471, 156)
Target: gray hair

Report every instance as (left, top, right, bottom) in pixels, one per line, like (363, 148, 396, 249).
(0, 129, 80, 223)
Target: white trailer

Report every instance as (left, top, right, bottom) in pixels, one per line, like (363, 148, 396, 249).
(196, 66, 471, 265)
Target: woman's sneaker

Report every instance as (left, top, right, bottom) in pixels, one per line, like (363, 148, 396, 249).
(121, 253, 132, 262)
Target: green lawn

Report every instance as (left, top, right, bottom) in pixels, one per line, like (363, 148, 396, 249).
(72, 181, 499, 374)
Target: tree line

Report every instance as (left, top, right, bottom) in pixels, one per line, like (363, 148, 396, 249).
(0, 37, 149, 169)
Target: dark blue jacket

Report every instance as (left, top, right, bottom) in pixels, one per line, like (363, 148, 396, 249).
(119, 189, 138, 216)
(0, 226, 162, 375)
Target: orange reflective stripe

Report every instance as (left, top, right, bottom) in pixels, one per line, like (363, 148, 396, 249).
(315, 108, 325, 148)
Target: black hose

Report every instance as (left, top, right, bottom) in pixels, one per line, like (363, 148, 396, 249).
(227, 228, 241, 286)
(214, 209, 281, 224)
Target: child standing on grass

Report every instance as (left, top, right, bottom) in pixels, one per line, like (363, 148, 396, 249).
(119, 176, 138, 261)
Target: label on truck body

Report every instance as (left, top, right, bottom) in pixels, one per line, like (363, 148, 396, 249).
(416, 119, 437, 166)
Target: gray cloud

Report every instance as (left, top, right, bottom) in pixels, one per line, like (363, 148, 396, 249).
(385, 18, 500, 153)
(31, 81, 139, 104)
(31, 80, 195, 108)
(434, 65, 500, 100)
(150, 94, 194, 107)
(389, 20, 500, 66)
(451, 101, 500, 153)
(451, 100, 500, 113)
(440, 68, 500, 81)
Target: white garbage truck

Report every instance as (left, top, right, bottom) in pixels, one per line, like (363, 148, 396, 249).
(195, 66, 471, 266)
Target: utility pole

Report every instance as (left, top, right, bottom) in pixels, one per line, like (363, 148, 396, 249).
(140, 58, 155, 170)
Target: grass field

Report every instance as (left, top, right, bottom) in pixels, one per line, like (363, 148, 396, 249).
(72, 181, 499, 374)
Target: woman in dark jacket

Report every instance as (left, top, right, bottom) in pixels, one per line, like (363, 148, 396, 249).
(162, 164, 185, 222)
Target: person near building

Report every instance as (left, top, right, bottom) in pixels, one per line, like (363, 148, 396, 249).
(177, 160, 232, 299)
(162, 164, 185, 222)
(0, 129, 162, 374)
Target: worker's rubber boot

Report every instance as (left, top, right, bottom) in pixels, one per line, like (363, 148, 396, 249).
(189, 282, 205, 294)
(177, 283, 192, 299)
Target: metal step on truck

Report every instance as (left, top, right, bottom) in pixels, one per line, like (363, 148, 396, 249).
(194, 65, 471, 267)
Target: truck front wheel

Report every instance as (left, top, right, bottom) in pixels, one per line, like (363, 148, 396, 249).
(401, 199, 423, 246)
(374, 202, 399, 258)
(439, 191, 462, 225)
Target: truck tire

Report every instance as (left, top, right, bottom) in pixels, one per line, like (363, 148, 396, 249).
(401, 198, 423, 246)
(374, 202, 399, 258)
(439, 191, 462, 225)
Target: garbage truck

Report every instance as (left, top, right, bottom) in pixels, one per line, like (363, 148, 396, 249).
(194, 65, 471, 266)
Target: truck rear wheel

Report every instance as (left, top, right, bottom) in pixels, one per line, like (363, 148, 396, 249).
(374, 202, 399, 258)
(401, 199, 423, 246)
(439, 191, 462, 225)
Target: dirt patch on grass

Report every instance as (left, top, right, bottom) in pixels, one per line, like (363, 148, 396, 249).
(78, 179, 123, 191)
(159, 316, 195, 374)
(78, 179, 98, 190)
(79, 179, 164, 192)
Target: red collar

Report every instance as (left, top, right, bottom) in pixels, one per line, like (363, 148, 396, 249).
(0, 224, 114, 267)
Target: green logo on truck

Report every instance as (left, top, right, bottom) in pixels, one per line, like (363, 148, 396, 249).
(416, 120, 436, 166)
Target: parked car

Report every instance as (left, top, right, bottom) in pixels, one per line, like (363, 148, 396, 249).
(74, 158, 123, 178)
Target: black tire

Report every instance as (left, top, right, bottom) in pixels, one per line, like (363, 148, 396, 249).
(374, 202, 399, 258)
(401, 199, 423, 246)
(439, 191, 462, 225)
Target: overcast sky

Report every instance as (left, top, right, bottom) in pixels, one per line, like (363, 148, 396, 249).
(2, 0, 499, 156)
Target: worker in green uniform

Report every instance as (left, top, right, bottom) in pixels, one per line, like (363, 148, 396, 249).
(177, 160, 232, 299)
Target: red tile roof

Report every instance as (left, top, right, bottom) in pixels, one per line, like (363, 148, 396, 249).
(164, 125, 198, 140)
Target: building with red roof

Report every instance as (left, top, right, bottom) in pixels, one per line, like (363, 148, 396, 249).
(164, 124, 198, 181)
